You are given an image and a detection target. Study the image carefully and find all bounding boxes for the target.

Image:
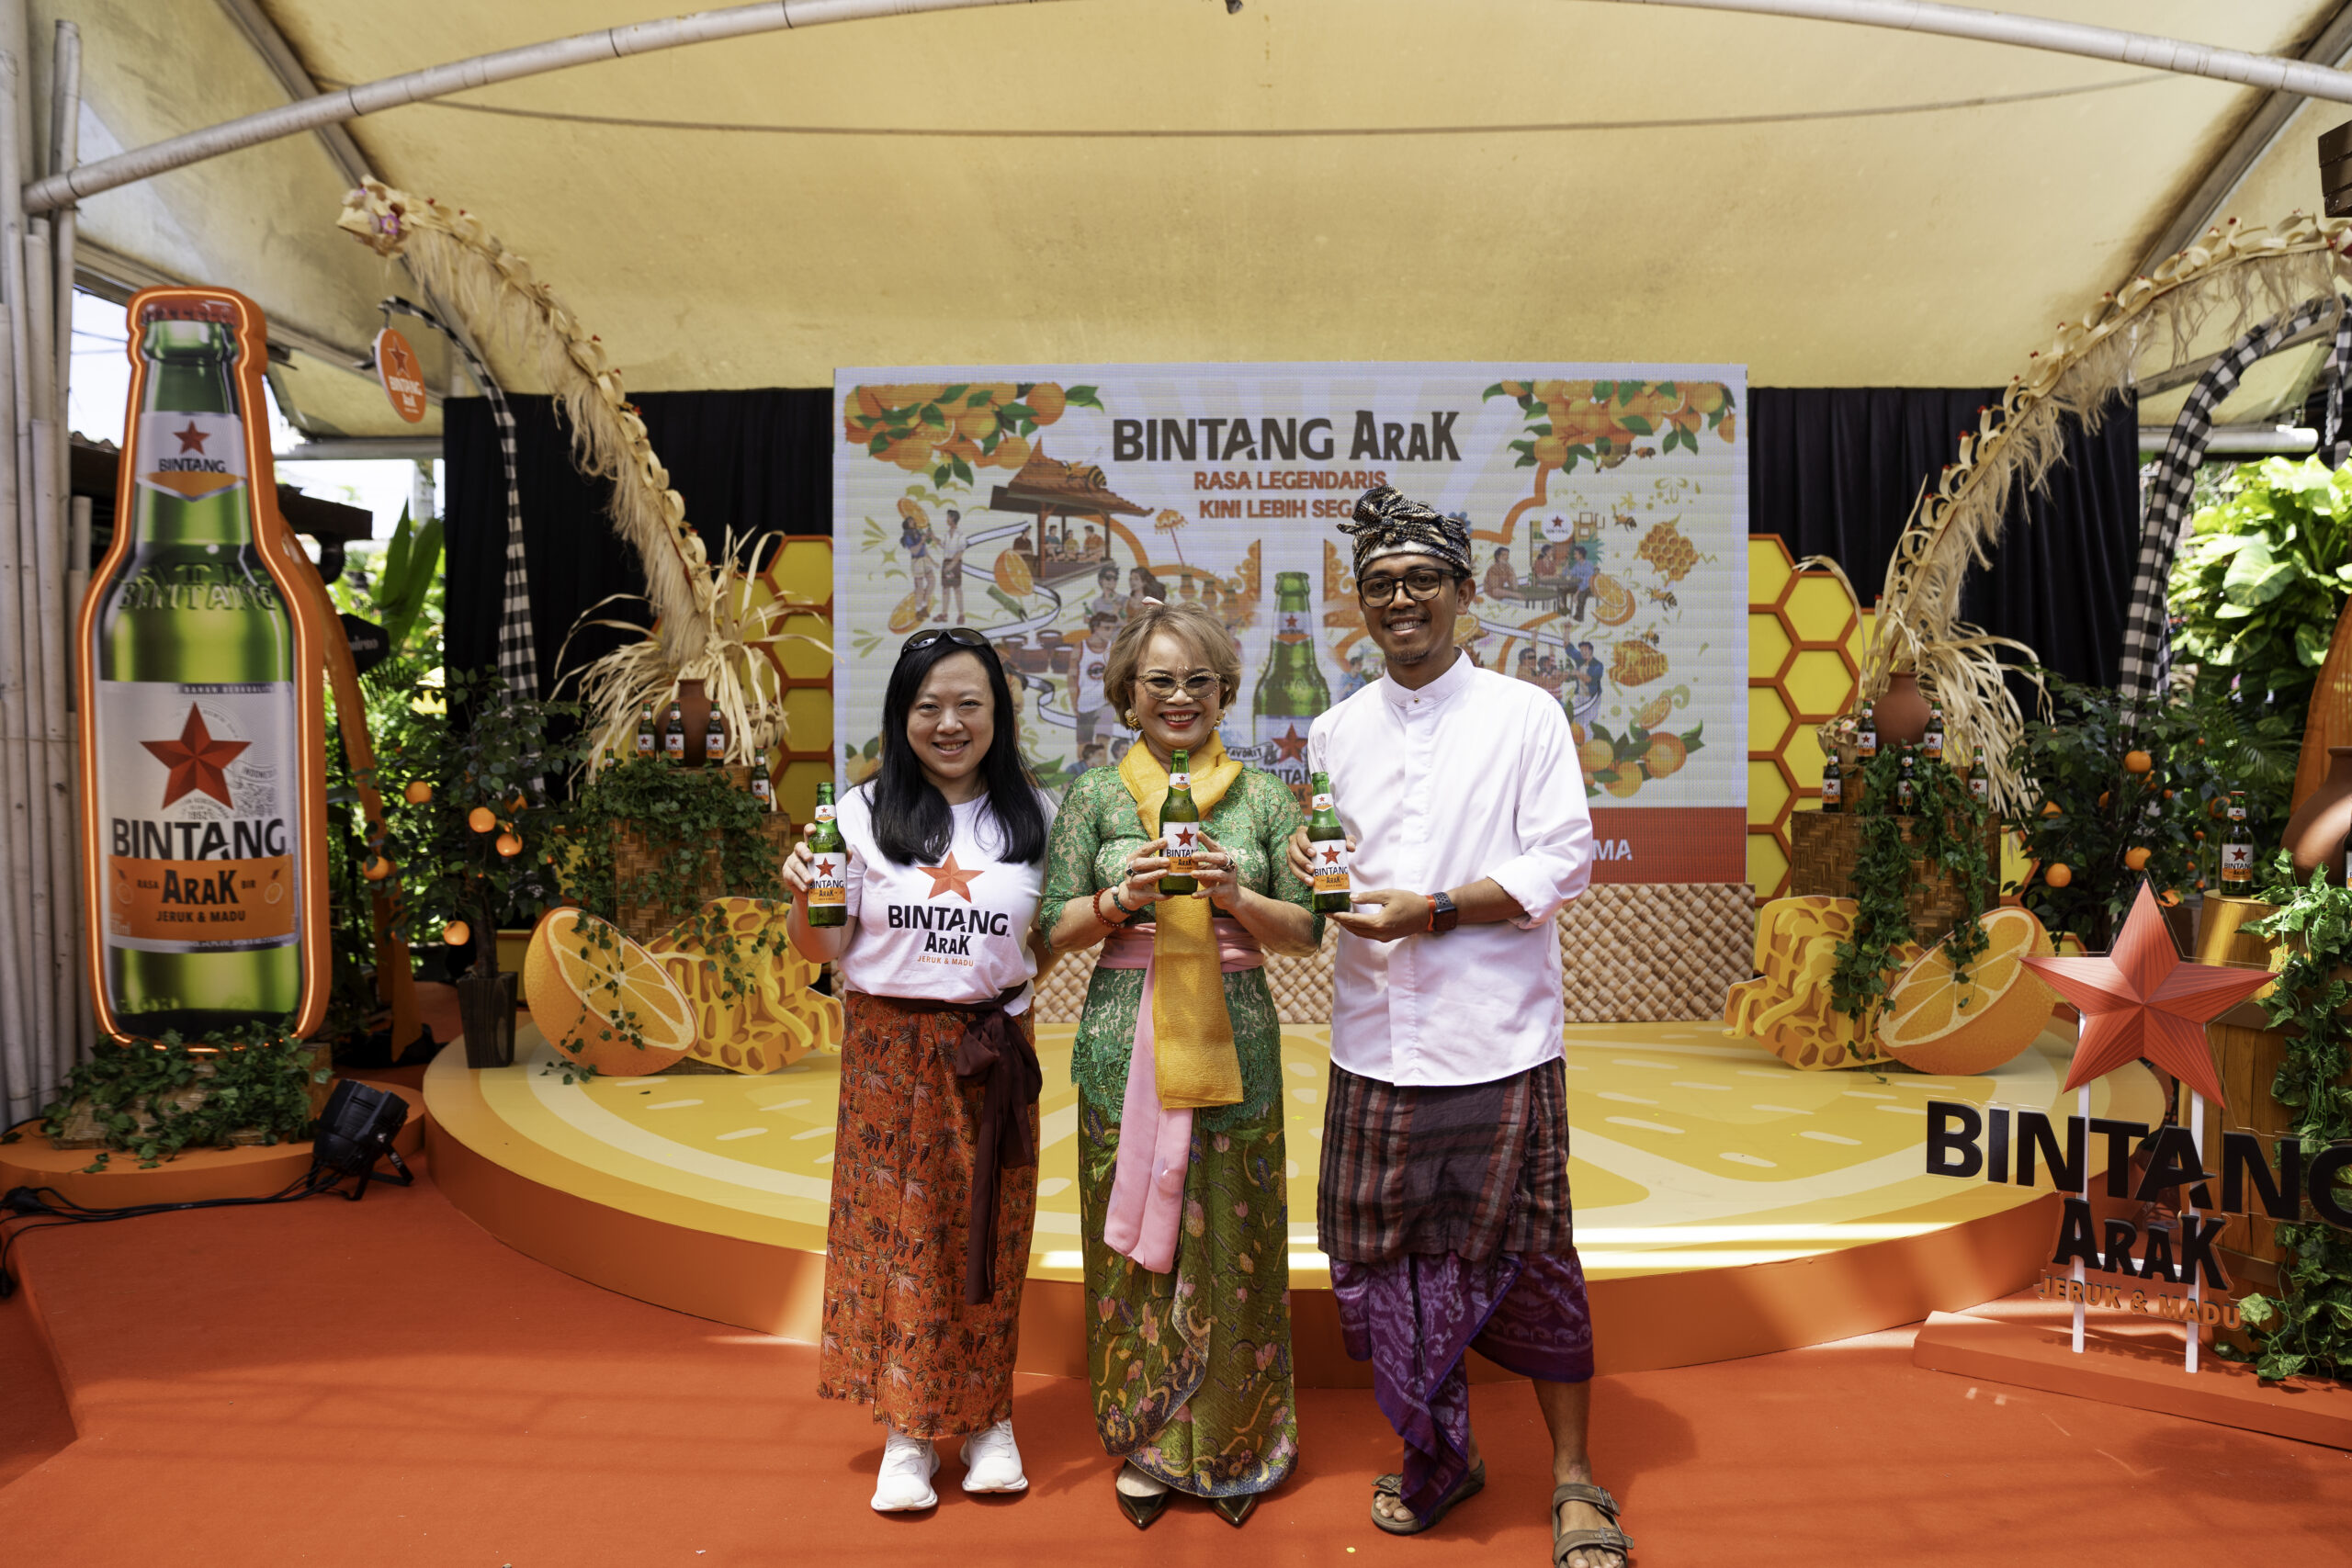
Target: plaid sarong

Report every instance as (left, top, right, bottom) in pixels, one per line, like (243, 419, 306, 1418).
(1317, 1058, 1573, 1264)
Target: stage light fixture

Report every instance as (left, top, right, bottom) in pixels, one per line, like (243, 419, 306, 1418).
(308, 1079, 414, 1200)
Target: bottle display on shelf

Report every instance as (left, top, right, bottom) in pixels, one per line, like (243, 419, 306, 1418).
(1895, 748, 1917, 814)
(1967, 747, 1989, 805)
(1160, 750, 1201, 895)
(1856, 701, 1878, 762)
(1306, 770, 1351, 914)
(636, 702, 657, 757)
(806, 782, 847, 927)
(663, 700, 686, 761)
(1819, 750, 1843, 814)
(1924, 701, 1945, 765)
(751, 758, 775, 813)
(704, 706, 729, 763)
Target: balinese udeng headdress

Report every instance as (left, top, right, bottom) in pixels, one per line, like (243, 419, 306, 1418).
(1340, 486, 1473, 578)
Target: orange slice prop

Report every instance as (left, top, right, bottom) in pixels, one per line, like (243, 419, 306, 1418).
(523, 907, 696, 1075)
(1874, 907, 2058, 1077)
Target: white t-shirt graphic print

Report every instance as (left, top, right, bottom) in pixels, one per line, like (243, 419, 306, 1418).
(831, 784, 1056, 1014)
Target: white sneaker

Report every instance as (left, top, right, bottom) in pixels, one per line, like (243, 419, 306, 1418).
(958, 1417, 1028, 1494)
(871, 1431, 940, 1512)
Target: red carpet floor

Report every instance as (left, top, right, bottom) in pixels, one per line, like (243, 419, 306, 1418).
(2, 1140, 2347, 1566)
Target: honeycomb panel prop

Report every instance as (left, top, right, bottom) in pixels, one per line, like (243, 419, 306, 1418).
(1747, 536, 1863, 899)
(749, 536, 837, 822)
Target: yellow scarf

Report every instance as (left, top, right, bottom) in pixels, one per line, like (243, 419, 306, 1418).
(1118, 737, 1245, 1109)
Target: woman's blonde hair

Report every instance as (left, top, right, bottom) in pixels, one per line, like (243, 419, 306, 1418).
(1102, 602, 1242, 723)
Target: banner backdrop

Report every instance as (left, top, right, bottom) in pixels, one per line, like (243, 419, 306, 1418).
(834, 363, 1747, 883)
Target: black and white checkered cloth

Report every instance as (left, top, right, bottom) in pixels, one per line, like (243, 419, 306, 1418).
(2118, 296, 2352, 699)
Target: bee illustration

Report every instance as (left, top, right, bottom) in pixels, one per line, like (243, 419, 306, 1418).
(1645, 588, 1679, 610)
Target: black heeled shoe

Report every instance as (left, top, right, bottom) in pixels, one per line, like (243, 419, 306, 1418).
(1115, 1470, 1172, 1530)
(1211, 1493, 1259, 1529)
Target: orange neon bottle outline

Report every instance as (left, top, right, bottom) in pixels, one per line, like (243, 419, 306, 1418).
(74, 285, 332, 1043)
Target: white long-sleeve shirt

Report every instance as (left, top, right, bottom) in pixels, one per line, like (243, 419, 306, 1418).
(1306, 652, 1594, 1086)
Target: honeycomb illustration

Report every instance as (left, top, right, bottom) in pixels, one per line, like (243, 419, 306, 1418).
(1635, 520, 1701, 584)
(1747, 536, 1865, 897)
(741, 536, 836, 822)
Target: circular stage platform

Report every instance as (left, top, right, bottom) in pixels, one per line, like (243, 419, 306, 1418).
(424, 1020, 2157, 1383)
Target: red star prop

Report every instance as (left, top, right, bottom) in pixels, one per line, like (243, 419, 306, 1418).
(2020, 881, 2272, 1108)
(140, 705, 249, 808)
(917, 851, 986, 902)
(173, 422, 209, 453)
(1271, 724, 1309, 764)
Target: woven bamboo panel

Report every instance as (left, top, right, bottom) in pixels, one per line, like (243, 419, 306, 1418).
(1033, 890, 1751, 1028)
(1787, 811, 1999, 945)
(1559, 883, 1756, 1022)
(612, 809, 795, 944)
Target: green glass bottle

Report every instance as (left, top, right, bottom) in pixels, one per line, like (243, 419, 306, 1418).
(1819, 750, 1843, 814)
(1159, 749, 1200, 896)
(2220, 790, 2255, 893)
(1251, 570, 1329, 801)
(662, 700, 686, 762)
(750, 758, 775, 813)
(1306, 770, 1351, 914)
(703, 705, 729, 764)
(1967, 747, 1990, 806)
(90, 314, 301, 1037)
(635, 701, 657, 758)
(1924, 700, 1945, 765)
(806, 781, 848, 927)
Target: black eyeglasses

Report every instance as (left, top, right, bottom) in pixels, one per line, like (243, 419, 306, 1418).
(1358, 568, 1454, 607)
(900, 626, 991, 656)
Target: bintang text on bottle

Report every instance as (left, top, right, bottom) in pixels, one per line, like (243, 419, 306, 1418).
(85, 299, 311, 1038)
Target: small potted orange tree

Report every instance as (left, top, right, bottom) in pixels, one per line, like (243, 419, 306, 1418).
(372, 668, 583, 1066)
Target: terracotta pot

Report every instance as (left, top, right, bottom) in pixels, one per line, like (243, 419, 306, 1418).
(2282, 745, 2352, 882)
(676, 678, 715, 768)
(1874, 671, 1930, 749)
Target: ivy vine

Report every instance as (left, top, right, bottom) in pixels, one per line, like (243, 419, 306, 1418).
(1828, 746, 1995, 1022)
(2224, 857, 2352, 1384)
(33, 1027, 327, 1168)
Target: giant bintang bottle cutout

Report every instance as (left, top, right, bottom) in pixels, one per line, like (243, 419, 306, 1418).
(1252, 570, 1329, 799)
(75, 288, 329, 1042)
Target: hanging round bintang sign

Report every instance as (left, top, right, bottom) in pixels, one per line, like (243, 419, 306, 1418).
(374, 326, 428, 423)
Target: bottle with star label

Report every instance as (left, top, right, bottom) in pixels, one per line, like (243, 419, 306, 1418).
(1251, 570, 1329, 802)
(805, 782, 847, 927)
(79, 293, 322, 1040)
(1306, 770, 1351, 914)
(1160, 749, 1200, 895)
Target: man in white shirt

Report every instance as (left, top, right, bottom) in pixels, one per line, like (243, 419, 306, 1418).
(1290, 487, 1628, 1568)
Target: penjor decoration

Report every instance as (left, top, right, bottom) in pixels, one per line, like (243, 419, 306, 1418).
(2020, 880, 2273, 1108)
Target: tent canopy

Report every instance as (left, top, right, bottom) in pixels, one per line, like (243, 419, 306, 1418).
(44, 1, 2352, 439)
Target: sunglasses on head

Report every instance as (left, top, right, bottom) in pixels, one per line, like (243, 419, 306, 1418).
(899, 626, 992, 657)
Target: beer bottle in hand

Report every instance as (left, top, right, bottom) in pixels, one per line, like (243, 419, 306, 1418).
(1160, 750, 1200, 895)
(1307, 770, 1351, 913)
(806, 782, 848, 927)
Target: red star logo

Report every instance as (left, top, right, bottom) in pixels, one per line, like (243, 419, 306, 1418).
(1320, 844, 1342, 865)
(174, 422, 209, 453)
(1169, 824, 1199, 852)
(1272, 725, 1309, 764)
(2020, 881, 2275, 1108)
(918, 851, 986, 901)
(140, 705, 248, 808)
(812, 855, 840, 881)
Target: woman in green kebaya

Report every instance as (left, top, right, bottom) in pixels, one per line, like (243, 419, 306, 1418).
(1038, 601, 1321, 1529)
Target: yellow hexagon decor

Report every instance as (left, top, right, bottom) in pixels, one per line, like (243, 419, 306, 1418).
(1747, 536, 1861, 897)
(745, 537, 837, 821)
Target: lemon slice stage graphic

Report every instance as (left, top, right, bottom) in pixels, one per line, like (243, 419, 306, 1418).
(426, 1018, 2158, 1382)
(523, 908, 698, 1077)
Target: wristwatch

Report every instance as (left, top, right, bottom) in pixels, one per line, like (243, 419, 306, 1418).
(1427, 890, 1460, 934)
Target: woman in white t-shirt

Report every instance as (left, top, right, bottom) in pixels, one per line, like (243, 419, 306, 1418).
(783, 627, 1058, 1515)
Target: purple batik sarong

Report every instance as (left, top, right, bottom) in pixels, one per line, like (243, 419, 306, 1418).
(1330, 1249, 1593, 1517)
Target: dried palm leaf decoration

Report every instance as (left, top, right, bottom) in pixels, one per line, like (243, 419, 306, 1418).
(1820, 213, 2352, 813)
(337, 181, 825, 772)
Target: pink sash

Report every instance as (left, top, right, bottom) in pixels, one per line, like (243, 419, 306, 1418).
(1095, 918, 1263, 1273)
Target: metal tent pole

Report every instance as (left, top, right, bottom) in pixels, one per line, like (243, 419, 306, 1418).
(0, 0, 31, 1123)
(48, 17, 85, 1068)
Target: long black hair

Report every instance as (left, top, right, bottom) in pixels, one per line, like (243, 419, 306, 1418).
(865, 635, 1048, 866)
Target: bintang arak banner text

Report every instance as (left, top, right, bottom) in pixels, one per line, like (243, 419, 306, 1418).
(834, 364, 1748, 883)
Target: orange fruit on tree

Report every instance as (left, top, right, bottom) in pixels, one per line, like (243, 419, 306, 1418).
(2159, 888, 2181, 907)
(1605, 770, 1643, 798)
(468, 806, 497, 834)
(402, 780, 434, 805)
(362, 854, 392, 882)
(2124, 847, 2151, 870)
(1874, 907, 2058, 1076)
(2124, 750, 2153, 774)
(2044, 862, 2073, 888)
(442, 920, 471, 947)
(2041, 802, 2062, 818)
(1643, 734, 1688, 779)
(991, 434, 1031, 468)
(496, 832, 524, 858)
(524, 908, 696, 1076)
(1578, 738, 1616, 773)
(1026, 383, 1067, 424)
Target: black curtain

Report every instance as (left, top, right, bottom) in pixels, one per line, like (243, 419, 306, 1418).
(443, 388, 833, 698)
(1748, 388, 2141, 689)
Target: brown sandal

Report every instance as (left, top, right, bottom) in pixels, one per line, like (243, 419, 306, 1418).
(1370, 1461, 1486, 1535)
(1552, 1482, 1634, 1565)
